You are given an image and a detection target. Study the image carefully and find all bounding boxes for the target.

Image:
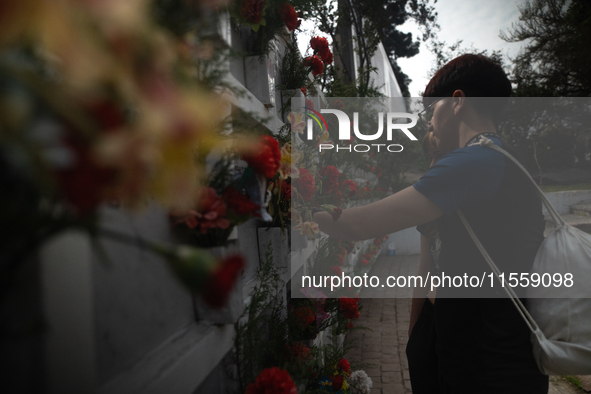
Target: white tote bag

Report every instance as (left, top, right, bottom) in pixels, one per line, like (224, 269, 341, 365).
(459, 136, 591, 376)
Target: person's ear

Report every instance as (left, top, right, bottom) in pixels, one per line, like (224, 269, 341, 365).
(451, 90, 466, 115)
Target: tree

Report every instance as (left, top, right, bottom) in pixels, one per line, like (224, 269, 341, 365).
(426, 39, 506, 79)
(307, 0, 437, 97)
(357, 0, 439, 96)
(500, 0, 591, 97)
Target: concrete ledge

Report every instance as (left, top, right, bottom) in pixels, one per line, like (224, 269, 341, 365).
(98, 323, 234, 394)
(543, 190, 591, 215)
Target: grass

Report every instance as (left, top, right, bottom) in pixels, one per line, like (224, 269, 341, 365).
(549, 376, 586, 393)
(540, 182, 591, 192)
(564, 375, 586, 392)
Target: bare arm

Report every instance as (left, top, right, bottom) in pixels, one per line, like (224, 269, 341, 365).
(312, 186, 444, 241)
(409, 235, 435, 335)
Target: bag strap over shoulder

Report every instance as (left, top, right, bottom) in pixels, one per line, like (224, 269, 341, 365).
(457, 210, 539, 334)
(459, 135, 568, 336)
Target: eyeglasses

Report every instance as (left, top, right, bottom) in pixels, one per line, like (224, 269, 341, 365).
(417, 97, 447, 130)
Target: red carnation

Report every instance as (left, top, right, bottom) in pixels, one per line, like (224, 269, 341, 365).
(278, 3, 299, 31)
(222, 187, 260, 216)
(242, 135, 281, 179)
(240, 0, 265, 24)
(337, 358, 351, 376)
(362, 258, 369, 266)
(323, 50, 333, 64)
(294, 306, 315, 327)
(295, 168, 315, 201)
(333, 99, 344, 110)
(280, 180, 291, 200)
(300, 86, 307, 95)
(245, 367, 297, 394)
(330, 266, 342, 275)
(332, 375, 344, 391)
(339, 296, 360, 320)
(342, 179, 358, 196)
(303, 55, 323, 76)
(321, 165, 341, 193)
(346, 321, 354, 329)
(289, 342, 312, 361)
(201, 254, 245, 308)
(310, 36, 330, 60)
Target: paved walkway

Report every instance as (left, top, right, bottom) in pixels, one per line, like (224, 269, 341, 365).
(345, 255, 416, 394)
(344, 255, 582, 394)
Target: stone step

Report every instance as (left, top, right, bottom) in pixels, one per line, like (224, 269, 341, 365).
(544, 214, 591, 236)
(571, 204, 591, 216)
(545, 213, 591, 226)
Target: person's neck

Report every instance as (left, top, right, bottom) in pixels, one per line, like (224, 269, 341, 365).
(458, 118, 497, 148)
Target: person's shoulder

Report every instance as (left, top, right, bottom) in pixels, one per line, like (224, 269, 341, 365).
(437, 139, 502, 173)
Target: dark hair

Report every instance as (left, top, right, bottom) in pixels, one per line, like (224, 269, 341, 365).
(424, 54, 511, 118)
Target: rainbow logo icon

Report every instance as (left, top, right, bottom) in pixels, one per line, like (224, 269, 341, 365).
(303, 107, 328, 131)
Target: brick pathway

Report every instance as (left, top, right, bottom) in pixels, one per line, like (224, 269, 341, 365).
(345, 255, 418, 394)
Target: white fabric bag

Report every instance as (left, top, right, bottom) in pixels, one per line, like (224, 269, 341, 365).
(459, 136, 591, 376)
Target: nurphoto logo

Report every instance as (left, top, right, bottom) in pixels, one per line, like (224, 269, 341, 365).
(302, 107, 420, 153)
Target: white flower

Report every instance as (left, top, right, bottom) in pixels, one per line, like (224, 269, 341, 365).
(350, 370, 372, 394)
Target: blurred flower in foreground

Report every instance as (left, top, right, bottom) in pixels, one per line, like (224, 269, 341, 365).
(153, 243, 245, 308)
(278, 142, 298, 179)
(0, 0, 233, 213)
(241, 135, 281, 179)
(278, 3, 299, 31)
(173, 187, 230, 234)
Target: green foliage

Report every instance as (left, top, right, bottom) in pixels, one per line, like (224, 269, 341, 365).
(234, 246, 289, 392)
(233, 245, 363, 392)
(500, 0, 591, 97)
(496, 0, 591, 174)
(357, 0, 439, 96)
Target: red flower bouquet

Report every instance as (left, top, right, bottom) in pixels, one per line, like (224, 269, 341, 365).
(337, 358, 351, 376)
(242, 135, 281, 179)
(245, 367, 297, 394)
(303, 55, 324, 76)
